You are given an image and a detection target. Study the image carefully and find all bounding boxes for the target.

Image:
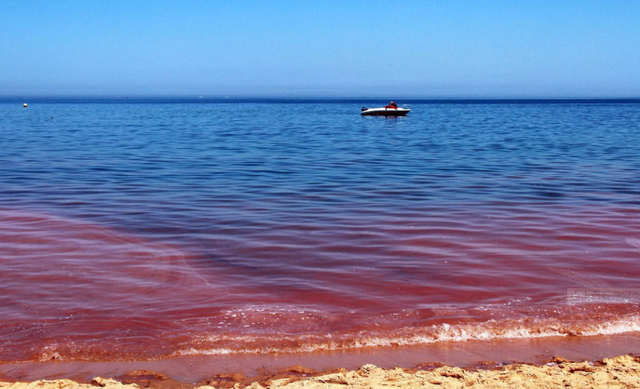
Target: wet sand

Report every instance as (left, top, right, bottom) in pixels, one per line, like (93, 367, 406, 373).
(1, 354, 639, 388)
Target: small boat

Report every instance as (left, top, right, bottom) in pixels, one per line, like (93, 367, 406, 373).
(360, 106, 410, 116)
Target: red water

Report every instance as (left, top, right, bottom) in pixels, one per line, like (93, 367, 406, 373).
(2, 203, 640, 363)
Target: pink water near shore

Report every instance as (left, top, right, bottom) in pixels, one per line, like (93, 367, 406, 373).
(2, 202, 640, 363)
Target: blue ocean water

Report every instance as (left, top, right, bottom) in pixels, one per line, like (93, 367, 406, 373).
(2, 100, 640, 213)
(1, 99, 640, 362)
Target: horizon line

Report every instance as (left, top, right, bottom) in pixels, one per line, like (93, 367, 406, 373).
(2, 95, 640, 102)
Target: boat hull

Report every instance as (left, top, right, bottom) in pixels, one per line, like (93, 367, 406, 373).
(361, 108, 410, 116)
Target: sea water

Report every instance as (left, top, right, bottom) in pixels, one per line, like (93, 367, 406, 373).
(1, 99, 640, 363)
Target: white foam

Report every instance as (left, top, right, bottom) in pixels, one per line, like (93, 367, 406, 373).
(175, 315, 640, 357)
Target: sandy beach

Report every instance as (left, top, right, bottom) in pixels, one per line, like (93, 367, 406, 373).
(1, 354, 639, 389)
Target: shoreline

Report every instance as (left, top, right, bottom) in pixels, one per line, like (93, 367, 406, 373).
(1, 354, 640, 388)
(2, 333, 640, 387)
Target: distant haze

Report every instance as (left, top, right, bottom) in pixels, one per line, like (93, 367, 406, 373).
(2, 0, 639, 98)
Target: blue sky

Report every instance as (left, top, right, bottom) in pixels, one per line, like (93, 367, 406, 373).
(1, 0, 639, 98)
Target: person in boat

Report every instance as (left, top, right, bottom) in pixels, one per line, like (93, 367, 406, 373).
(384, 101, 398, 109)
